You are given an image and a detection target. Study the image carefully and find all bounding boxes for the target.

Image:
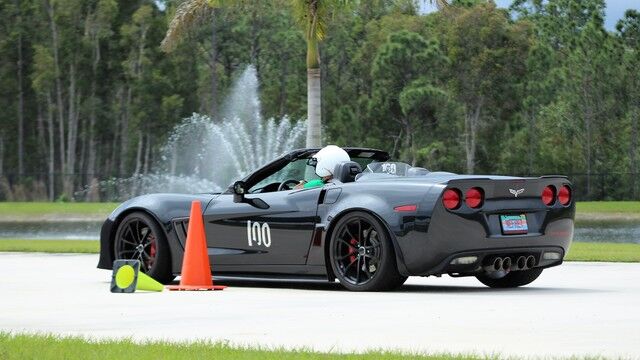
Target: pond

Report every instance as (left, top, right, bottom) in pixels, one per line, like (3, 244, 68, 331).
(573, 221, 640, 244)
(0, 221, 102, 240)
(0, 220, 638, 244)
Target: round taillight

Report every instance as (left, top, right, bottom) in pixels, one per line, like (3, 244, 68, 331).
(542, 185, 556, 206)
(558, 185, 571, 206)
(442, 188, 461, 210)
(465, 187, 484, 209)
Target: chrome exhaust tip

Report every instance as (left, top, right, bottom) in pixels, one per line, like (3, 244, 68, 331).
(516, 256, 527, 270)
(484, 257, 503, 272)
(526, 255, 536, 269)
(502, 257, 512, 271)
(492, 257, 503, 271)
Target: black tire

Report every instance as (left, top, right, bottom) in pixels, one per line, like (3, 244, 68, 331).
(476, 268, 543, 288)
(114, 211, 174, 284)
(329, 211, 407, 291)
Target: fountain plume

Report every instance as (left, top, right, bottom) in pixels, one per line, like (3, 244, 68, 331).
(78, 65, 306, 201)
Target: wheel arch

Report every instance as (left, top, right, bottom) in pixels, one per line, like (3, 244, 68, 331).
(104, 207, 169, 269)
(323, 207, 409, 278)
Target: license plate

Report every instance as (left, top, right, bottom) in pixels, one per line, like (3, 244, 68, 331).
(500, 214, 528, 235)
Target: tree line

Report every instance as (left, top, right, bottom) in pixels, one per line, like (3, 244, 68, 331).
(0, 0, 638, 201)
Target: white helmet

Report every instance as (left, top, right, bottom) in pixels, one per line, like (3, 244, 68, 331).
(313, 145, 350, 177)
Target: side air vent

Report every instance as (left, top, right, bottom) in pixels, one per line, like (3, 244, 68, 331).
(173, 218, 189, 247)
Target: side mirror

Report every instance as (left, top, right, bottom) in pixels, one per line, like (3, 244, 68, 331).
(232, 181, 269, 210)
(232, 181, 246, 203)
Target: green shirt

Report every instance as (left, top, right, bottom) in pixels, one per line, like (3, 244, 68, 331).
(303, 179, 325, 189)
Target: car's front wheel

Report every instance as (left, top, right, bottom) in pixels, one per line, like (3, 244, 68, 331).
(114, 211, 174, 284)
(476, 268, 543, 288)
(329, 211, 407, 291)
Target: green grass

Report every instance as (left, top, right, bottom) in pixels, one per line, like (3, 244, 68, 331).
(566, 242, 640, 262)
(576, 201, 640, 214)
(0, 333, 484, 360)
(0, 202, 119, 217)
(0, 239, 98, 253)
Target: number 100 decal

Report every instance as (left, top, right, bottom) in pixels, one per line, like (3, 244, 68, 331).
(247, 221, 272, 247)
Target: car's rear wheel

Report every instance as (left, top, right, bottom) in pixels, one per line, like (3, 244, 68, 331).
(476, 268, 543, 288)
(114, 212, 174, 284)
(329, 211, 407, 291)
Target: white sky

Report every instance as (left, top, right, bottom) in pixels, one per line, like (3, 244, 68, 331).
(421, 0, 640, 30)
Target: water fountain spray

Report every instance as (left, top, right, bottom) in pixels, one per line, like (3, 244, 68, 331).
(79, 65, 306, 201)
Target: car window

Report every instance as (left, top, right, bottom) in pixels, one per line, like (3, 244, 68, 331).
(250, 159, 320, 192)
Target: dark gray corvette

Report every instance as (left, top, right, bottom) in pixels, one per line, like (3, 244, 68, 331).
(98, 147, 575, 291)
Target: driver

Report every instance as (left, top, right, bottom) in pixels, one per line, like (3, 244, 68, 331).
(294, 145, 350, 189)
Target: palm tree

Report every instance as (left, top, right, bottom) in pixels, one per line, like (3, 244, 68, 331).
(290, 0, 348, 148)
(291, 0, 446, 148)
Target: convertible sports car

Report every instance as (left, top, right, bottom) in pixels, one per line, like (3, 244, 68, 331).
(98, 147, 575, 291)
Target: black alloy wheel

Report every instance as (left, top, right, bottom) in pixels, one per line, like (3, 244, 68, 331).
(114, 212, 174, 283)
(329, 211, 407, 291)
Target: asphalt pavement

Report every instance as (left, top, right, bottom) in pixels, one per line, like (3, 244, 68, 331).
(1, 252, 639, 358)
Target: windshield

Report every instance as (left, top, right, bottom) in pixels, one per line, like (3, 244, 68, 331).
(364, 162, 413, 176)
(250, 156, 383, 192)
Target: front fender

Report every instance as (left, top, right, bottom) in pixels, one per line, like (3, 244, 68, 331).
(97, 193, 217, 270)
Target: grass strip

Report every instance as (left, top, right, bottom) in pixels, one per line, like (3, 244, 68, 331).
(0, 239, 99, 253)
(0, 332, 485, 360)
(576, 201, 640, 214)
(0, 202, 118, 217)
(565, 242, 640, 262)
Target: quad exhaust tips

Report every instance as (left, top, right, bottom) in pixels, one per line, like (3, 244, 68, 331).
(484, 255, 537, 273)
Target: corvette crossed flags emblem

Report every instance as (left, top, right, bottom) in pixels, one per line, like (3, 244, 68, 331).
(509, 188, 525, 197)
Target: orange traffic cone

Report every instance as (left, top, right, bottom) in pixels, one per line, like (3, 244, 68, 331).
(167, 200, 226, 291)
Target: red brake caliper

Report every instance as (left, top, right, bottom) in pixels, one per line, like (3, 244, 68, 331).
(148, 235, 157, 268)
(348, 239, 358, 264)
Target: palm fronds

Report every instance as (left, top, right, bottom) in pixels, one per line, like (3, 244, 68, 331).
(161, 0, 225, 52)
(425, 0, 449, 10)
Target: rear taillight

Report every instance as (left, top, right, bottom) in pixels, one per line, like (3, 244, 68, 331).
(442, 188, 461, 210)
(558, 185, 571, 206)
(465, 187, 484, 209)
(542, 185, 555, 206)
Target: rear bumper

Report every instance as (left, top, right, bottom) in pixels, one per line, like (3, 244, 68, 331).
(426, 245, 565, 277)
(393, 206, 574, 276)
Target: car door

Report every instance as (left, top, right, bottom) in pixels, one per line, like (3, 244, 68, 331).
(202, 187, 322, 265)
